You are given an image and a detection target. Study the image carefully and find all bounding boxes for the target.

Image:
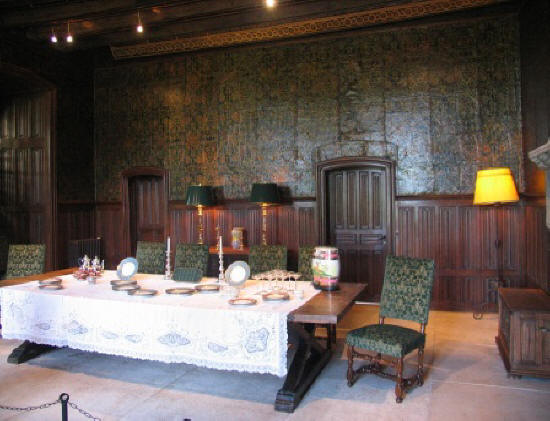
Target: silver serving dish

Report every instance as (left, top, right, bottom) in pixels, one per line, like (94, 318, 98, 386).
(112, 284, 140, 292)
(165, 288, 195, 295)
(128, 289, 157, 297)
(229, 298, 257, 306)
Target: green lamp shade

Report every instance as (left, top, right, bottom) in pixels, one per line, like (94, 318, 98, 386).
(250, 183, 280, 205)
(186, 185, 215, 207)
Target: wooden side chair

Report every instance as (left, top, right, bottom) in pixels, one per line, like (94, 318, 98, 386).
(248, 245, 287, 275)
(346, 255, 435, 403)
(174, 243, 209, 276)
(5, 244, 46, 280)
(135, 241, 165, 274)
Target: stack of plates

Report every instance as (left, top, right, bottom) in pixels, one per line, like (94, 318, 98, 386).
(38, 278, 63, 290)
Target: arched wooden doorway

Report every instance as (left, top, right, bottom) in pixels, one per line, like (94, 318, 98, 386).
(316, 157, 395, 301)
(121, 167, 169, 257)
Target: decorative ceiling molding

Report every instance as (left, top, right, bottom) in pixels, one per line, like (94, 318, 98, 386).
(110, 0, 506, 60)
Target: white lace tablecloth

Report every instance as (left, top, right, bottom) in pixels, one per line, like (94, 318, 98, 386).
(0, 272, 319, 377)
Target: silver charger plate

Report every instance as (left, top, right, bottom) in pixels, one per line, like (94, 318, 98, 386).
(39, 278, 62, 286)
(195, 284, 220, 293)
(225, 261, 250, 286)
(128, 289, 157, 297)
(165, 288, 195, 295)
(228, 298, 257, 306)
(111, 279, 138, 286)
(262, 291, 290, 301)
(112, 284, 140, 292)
(39, 284, 63, 290)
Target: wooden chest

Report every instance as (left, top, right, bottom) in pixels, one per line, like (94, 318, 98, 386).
(496, 288, 550, 378)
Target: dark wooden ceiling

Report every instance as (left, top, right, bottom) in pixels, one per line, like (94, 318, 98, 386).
(0, 0, 511, 58)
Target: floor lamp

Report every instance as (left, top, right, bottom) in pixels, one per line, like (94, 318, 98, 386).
(186, 185, 215, 245)
(472, 168, 519, 319)
(250, 183, 280, 246)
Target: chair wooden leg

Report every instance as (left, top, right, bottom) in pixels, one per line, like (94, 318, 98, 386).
(395, 357, 404, 403)
(417, 346, 424, 386)
(347, 345, 354, 387)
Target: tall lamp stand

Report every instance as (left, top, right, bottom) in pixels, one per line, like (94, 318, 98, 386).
(472, 168, 518, 320)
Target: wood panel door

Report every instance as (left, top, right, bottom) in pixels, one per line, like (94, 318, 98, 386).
(128, 175, 165, 255)
(325, 164, 392, 301)
(121, 167, 169, 258)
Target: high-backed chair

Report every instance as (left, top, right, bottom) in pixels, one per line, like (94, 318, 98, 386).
(135, 241, 165, 274)
(297, 246, 315, 282)
(174, 243, 209, 276)
(346, 255, 435, 403)
(248, 245, 287, 275)
(5, 244, 46, 280)
(0, 236, 8, 277)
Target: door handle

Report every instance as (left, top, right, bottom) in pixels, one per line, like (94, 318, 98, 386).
(538, 326, 549, 333)
(377, 235, 386, 241)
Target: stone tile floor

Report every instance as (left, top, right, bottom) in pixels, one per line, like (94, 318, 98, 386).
(0, 305, 549, 420)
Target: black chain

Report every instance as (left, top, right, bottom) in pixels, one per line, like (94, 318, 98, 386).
(68, 401, 101, 421)
(1, 397, 101, 420)
(0, 398, 60, 412)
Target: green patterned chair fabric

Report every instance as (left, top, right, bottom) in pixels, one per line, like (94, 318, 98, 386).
(249, 245, 287, 275)
(135, 241, 165, 274)
(346, 324, 426, 358)
(379, 255, 435, 324)
(5, 244, 46, 280)
(297, 246, 315, 282)
(0, 236, 8, 277)
(174, 244, 209, 275)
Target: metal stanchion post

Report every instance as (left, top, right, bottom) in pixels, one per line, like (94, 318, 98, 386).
(60, 393, 69, 421)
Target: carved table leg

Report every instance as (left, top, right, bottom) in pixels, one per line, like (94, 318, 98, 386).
(7, 340, 56, 364)
(275, 323, 332, 413)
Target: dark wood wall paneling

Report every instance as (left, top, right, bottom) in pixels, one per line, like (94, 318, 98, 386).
(520, 0, 550, 294)
(0, 91, 55, 269)
(92, 195, 546, 310)
(56, 202, 95, 268)
(396, 197, 546, 310)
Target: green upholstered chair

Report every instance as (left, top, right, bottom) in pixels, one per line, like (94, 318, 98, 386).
(5, 244, 46, 280)
(248, 245, 287, 275)
(297, 246, 315, 282)
(346, 255, 435, 403)
(135, 241, 165, 274)
(0, 236, 8, 277)
(174, 243, 209, 276)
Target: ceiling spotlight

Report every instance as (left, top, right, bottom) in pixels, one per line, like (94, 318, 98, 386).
(66, 22, 73, 43)
(136, 10, 144, 33)
(266, 0, 276, 7)
(50, 29, 57, 43)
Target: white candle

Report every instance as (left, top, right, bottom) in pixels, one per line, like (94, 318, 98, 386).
(167, 236, 170, 252)
(219, 235, 223, 252)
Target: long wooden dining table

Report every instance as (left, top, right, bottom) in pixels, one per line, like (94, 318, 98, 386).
(1, 269, 365, 413)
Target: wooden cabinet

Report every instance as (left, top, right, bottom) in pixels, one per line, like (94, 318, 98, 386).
(496, 288, 550, 378)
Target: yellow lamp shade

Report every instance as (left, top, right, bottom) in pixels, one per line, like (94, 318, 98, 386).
(473, 168, 519, 205)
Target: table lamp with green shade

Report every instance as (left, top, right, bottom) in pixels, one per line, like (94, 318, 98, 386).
(473, 167, 519, 318)
(250, 183, 280, 246)
(186, 185, 215, 245)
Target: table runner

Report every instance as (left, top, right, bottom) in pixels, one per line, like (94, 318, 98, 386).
(0, 272, 319, 377)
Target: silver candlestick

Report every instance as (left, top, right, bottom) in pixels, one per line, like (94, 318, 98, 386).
(218, 236, 224, 284)
(165, 249, 171, 280)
